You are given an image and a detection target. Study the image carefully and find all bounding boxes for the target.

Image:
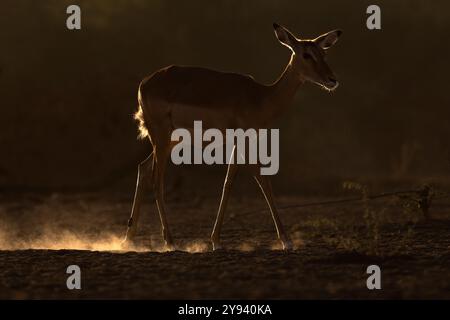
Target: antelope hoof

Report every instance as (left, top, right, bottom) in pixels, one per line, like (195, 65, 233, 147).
(282, 239, 293, 251)
(164, 241, 176, 251)
(211, 239, 222, 251)
(164, 234, 175, 251)
(121, 226, 139, 249)
(121, 236, 134, 250)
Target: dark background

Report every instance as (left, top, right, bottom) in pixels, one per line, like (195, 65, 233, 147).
(1, 0, 449, 193)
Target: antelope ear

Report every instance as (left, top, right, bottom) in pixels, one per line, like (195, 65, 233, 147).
(273, 23, 298, 51)
(315, 29, 342, 49)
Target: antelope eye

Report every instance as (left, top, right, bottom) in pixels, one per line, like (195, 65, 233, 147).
(303, 52, 312, 60)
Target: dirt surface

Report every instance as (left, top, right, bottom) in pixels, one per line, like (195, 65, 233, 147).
(0, 191, 449, 299)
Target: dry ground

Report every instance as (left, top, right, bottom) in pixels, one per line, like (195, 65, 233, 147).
(0, 190, 449, 299)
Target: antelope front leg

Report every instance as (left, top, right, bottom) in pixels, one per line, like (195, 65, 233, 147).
(254, 173, 293, 251)
(153, 146, 174, 249)
(122, 153, 154, 248)
(211, 147, 238, 251)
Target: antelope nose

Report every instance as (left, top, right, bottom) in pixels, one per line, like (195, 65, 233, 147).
(325, 77, 339, 90)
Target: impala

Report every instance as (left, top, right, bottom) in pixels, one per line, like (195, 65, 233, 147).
(122, 23, 342, 251)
